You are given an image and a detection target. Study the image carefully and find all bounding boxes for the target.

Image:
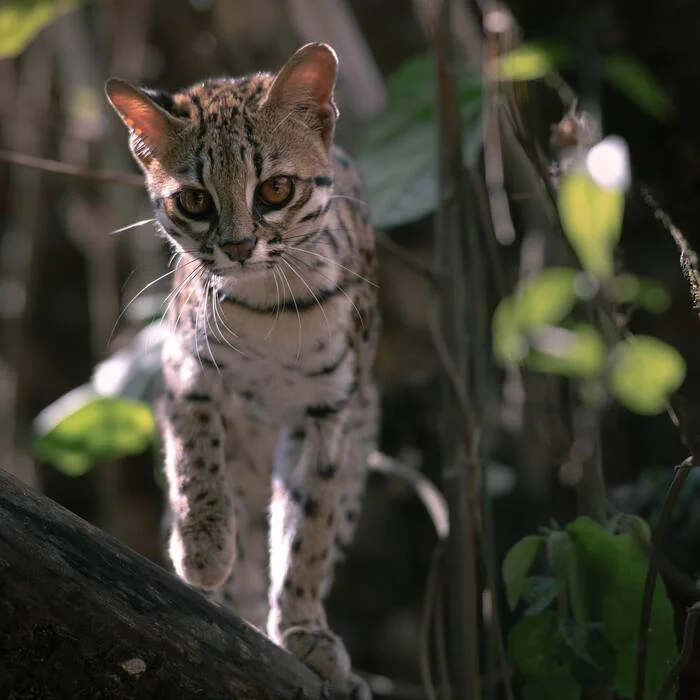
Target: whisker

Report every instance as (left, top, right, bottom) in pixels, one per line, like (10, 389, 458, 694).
(286, 245, 378, 287)
(201, 274, 220, 373)
(326, 194, 369, 209)
(107, 218, 156, 236)
(283, 251, 365, 329)
(211, 292, 245, 356)
(277, 264, 302, 360)
(264, 267, 282, 340)
(279, 257, 331, 340)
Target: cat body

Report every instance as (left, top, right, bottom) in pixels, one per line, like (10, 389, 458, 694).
(106, 44, 378, 694)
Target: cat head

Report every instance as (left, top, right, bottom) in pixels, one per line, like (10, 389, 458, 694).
(105, 43, 339, 280)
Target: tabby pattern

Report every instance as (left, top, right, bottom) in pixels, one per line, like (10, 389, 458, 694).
(106, 44, 378, 695)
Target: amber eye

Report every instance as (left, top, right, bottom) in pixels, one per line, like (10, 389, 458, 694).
(176, 188, 214, 219)
(256, 176, 295, 210)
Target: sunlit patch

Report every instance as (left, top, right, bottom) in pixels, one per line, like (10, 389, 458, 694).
(585, 135, 630, 190)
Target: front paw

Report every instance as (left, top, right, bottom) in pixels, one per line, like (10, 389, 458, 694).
(281, 626, 352, 683)
(169, 524, 235, 590)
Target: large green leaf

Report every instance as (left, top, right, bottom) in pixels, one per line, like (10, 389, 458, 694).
(521, 575, 561, 615)
(558, 169, 625, 279)
(566, 517, 677, 699)
(546, 529, 587, 622)
(0, 0, 93, 58)
(610, 335, 686, 415)
(358, 55, 483, 229)
(34, 385, 156, 476)
(502, 534, 543, 610)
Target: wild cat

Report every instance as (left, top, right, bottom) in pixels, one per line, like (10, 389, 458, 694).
(106, 43, 379, 695)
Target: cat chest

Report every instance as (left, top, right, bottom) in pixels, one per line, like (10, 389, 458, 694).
(218, 337, 356, 423)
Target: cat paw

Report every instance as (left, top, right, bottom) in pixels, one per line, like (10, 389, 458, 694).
(169, 526, 235, 590)
(281, 627, 352, 683)
(334, 673, 372, 700)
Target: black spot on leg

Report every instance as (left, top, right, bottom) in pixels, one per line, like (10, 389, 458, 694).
(318, 463, 336, 480)
(209, 463, 219, 474)
(303, 498, 319, 518)
(290, 488, 304, 504)
(291, 538, 302, 554)
(194, 457, 205, 469)
(326, 512, 334, 527)
(346, 510, 358, 524)
(184, 438, 196, 450)
(197, 412, 210, 425)
(211, 437, 220, 447)
(294, 585, 305, 598)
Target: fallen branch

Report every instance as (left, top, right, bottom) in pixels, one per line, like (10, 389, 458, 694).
(0, 467, 347, 699)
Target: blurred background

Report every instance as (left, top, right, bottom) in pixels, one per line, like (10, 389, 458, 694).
(3, 0, 700, 698)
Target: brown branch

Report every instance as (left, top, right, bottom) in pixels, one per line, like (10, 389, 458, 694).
(655, 601, 700, 700)
(0, 149, 145, 187)
(0, 467, 349, 699)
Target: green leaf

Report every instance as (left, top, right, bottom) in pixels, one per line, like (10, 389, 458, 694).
(358, 55, 483, 229)
(34, 386, 156, 476)
(502, 535, 543, 610)
(558, 169, 625, 279)
(611, 335, 686, 415)
(559, 618, 617, 688)
(493, 43, 569, 82)
(508, 611, 580, 700)
(0, 0, 93, 58)
(566, 516, 677, 699)
(546, 530, 587, 622)
(605, 55, 673, 121)
(528, 324, 607, 378)
(522, 576, 561, 615)
(611, 274, 671, 313)
(492, 268, 579, 366)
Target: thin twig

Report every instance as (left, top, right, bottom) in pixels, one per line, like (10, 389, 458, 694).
(634, 455, 696, 700)
(0, 149, 145, 187)
(655, 601, 700, 700)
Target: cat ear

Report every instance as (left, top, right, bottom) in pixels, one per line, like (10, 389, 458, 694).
(105, 78, 184, 163)
(264, 43, 339, 145)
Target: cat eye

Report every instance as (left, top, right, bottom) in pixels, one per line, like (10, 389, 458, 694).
(175, 188, 215, 219)
(256, 176, 295, 210)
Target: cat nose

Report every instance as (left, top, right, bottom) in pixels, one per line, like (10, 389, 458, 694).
(221, 238, 255, 262)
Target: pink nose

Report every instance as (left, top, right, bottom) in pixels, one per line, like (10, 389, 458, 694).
(221, 238, 255, 262)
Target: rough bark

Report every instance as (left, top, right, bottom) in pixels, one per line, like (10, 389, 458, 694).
(0, 467, 345, 700)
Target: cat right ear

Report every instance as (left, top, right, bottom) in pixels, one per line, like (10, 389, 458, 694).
(105, 79, 183, 163)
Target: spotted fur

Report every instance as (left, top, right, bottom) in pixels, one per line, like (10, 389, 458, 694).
(106, 44, 378, 694)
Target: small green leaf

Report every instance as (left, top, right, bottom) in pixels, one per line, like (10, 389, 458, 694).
(492, 269, 579, 366)
(528, 324, 607, 378)
(522, 576, 561, 615)
(502, 535, 543, 610)
(558, 169, 625, 279)
(34, 386, 156, 476)
(611, 335, 686, 415)
(493, 43, 569, 82)
(605, 55, 673, 121)
(0, 0, 94, 58)
(513, 269, 579, 329)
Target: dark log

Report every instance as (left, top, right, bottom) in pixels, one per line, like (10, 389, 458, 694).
(0, 467, 345, 699)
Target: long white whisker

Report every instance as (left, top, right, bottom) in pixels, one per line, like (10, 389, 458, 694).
(108, 264, 190, 347)
(280, 257, 331, 340)
(210, 291, 245, 356)
(284, 251, 365, 329)
(264, 267, 282, 340)
(286, 245, 378, 287)
(173, 266, 204, 338)
(107, 218, 156, 236)
(201, 275, 220, 373)
(278, 264, 302, 361)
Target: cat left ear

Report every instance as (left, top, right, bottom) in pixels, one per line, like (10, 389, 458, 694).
(105, 78, 184, 164)
(264, 43, 339, 146)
